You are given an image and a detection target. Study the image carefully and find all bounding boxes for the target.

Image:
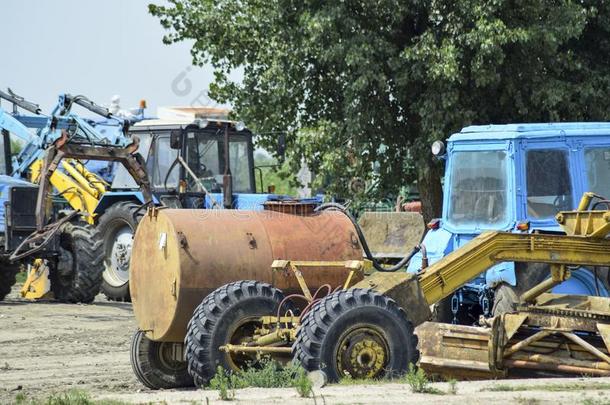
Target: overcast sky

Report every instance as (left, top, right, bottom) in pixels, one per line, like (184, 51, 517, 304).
(0, 0, 227, 116)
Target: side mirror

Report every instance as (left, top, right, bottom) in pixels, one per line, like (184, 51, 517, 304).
(277, 133, 286, 161)
(170, 130, 182, 149)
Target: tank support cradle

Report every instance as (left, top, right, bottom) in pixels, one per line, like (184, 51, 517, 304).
(218, 260, 368, 358)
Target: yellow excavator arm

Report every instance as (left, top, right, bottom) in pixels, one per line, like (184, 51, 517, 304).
(29, 158, 109, 225)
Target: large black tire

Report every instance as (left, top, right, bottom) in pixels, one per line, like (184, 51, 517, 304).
(131, 330, 193, 389)
(50, 222, 104, 303)
(294, 288, 419, 382)
(185, 280, 289, 387)
(492, 263, 550, 316)
(0, 262, 20, 301)
(493, 264, 610, 316)
(98, 201, 142, 302)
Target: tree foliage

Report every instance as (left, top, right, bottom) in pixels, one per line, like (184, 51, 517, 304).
(150, 0, 610, 221)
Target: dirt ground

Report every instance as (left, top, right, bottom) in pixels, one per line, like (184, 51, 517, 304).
(2, 284, 610, 405)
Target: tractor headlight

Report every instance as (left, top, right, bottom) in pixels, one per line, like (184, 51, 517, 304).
(431, 140, 446, 157)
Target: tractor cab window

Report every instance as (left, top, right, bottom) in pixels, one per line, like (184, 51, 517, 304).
(185, 131, 254, 193)
(185, 132, 222, 192)
(585, 147, 610, 199)
(447, 150, 508, 227)
(150, 135, 179, 189)
(0, 132, 7, 175)
(526, 149, 572, 218)
(108, 132, 154, 189)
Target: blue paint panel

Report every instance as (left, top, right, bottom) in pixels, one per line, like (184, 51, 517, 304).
(206, 193, 275, 210)
(94, 191, 154, 214)
(552, 268, 609, 297)
(455, 122, 610, 140)
(407, 227, 453, 273)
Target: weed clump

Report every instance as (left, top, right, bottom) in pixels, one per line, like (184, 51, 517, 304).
(403, 364, 443, 395)
(207, 359, 313, 400)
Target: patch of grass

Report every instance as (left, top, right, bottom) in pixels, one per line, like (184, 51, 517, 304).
(337, 375, 389, 386)
(582, 399, 609, 405)
(15, 270, 27, 284)
(483, 382, 610, 393)
(209, 366, 235, 401)
(207, 358, 314, 399)
(403, 364, 444, 395)
(447, 379, 458, 395)
(292, 367, 313, 398)
(514, 396, 541, 405)
(14, 392, 27, 405)
(10, 390, 129, 405)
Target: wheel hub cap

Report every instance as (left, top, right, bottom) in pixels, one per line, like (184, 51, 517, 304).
(337, 327, 389, 379)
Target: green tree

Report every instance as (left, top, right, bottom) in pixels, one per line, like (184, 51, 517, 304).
(253, 151, 298, 196)
(150, 0, 610, 221)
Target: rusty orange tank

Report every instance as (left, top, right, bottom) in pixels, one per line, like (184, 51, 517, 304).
(130, 208, 363, 341)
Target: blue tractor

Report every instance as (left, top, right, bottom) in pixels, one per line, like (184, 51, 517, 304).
(408, 123, 610, 324)
(0, 89, 152, 302)
(89, 107, 298, 301)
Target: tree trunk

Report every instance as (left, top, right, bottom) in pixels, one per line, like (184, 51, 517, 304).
(417, 157, 444, 224)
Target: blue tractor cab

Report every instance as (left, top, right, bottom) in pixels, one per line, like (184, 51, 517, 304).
(92, 107, 305, 301)
(408, 122, 610, 323)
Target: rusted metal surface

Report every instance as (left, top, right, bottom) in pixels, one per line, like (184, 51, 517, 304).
(419, 293, 610, 380)
(353, 271, 431, 327)
(130, 208, 363, 342)
(263, 201, 318, 215)
(417, 322, 500, 380)
(357, 212, 424, 259)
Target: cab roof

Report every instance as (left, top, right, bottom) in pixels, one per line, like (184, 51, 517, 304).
(132, 106, 241, 128)
(449, 122, 610, 142)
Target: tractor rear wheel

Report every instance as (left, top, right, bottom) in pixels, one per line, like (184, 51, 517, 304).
(294, 288, 419, 382)
(0, 262, 20, 301)
(50, 221, 104, 303)
(131, 330, 193, 389)
(185, 280, 290, 386)
(98, 201, 142, 302)
(492, 263, 550, 316)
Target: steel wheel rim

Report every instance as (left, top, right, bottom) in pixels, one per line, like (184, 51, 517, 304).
(335, 324, 390, 379)
(103, 223, 133, 287)
(157, 341, 186, 371)
(225, 316, 262, 372)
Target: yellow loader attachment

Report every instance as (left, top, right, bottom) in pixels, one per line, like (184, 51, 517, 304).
(20, 158, 110, 300)
(20, 259, 52, 300)
(29, 158, 109, 225)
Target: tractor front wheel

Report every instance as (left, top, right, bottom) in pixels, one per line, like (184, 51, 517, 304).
(50, 221, 103, 303)
(98, 201, 142, 302)
(130, 330, 193, 389)
(294, 288, 419, 382)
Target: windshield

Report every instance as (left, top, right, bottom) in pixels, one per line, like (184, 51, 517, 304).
(447, 150, 509, 227)
(526, 149, 572, 218)
(585, 147, 610, 199)
(111, 133, 153, 189)
(185, 131, 253, 193)
(150, 136, 179, 188)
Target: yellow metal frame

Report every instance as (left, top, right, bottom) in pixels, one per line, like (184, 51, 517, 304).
(30, 158, 109, 224)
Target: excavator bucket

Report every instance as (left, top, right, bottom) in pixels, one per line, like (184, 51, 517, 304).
(357, 212, 424, 260)
(20, 259, 52, 300)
